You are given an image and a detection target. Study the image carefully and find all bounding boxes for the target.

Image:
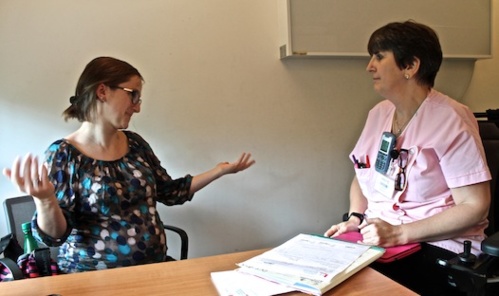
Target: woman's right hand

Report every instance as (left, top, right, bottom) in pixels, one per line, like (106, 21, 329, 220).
(324, 220, 360, 237)
(3, 154, 55, 200)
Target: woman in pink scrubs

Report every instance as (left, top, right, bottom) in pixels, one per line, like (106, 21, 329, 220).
(324, 21, 491, 295)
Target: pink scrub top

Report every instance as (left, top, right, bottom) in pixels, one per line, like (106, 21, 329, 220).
(352, 89, 491, 254)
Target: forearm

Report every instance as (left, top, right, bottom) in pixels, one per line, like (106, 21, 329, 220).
(400, 203, 488, 244)
(33, 196, 67, 239)
(348, 176, 368, 223)
(399, 182, 490, 245)
(190, 167, 224, 193)
(324, 176, 368, 237)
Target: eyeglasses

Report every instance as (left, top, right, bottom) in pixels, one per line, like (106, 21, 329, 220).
(109, 86, 142, 105)
(395, 149, 409, 191)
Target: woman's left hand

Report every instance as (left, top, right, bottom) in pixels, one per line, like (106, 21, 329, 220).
(217, 152, 255, 175)
(358, 217, 405, 247)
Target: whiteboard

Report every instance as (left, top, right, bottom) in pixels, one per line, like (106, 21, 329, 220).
(279, 0, 491, 59)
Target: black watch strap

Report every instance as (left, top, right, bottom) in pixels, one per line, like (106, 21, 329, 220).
(347, 212, 364, 224)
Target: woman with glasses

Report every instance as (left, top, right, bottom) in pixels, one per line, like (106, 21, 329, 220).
(324, 21, 491, 295)
(3, 56, 255, 273)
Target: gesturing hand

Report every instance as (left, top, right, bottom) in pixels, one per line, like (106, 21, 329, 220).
(217, 152, 255, 175)
(3, 154, 55, 200)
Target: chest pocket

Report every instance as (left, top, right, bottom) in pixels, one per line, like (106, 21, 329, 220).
(355, 166, 375, 199)
(368, 146, 419, 202)
(398, 146, 450, 203)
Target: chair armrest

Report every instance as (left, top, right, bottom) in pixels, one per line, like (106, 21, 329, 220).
(163, 224, 189, 260)
(436, 235, 499, 295)
(482, 231, 499, 257)
(0, 257, 24, 280)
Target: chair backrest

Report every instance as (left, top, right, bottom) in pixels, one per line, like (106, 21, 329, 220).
(3, 195, 58, 260)
(3, 195, 36, 247)
(436, 112, 499, 296)
(4, 195, 188, 261)
(476, 115, 499, 236)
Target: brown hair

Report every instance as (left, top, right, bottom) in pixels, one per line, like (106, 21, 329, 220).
(62, 57, 143, 122)
(367, 20, 442, 88)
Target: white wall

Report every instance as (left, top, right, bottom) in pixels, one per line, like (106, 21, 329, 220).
(0, 0, 497, 258)
(462, 1, 499, 110)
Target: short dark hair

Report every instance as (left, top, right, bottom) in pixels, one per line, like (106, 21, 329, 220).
(367, 20, 442, 87)
(62, 57, 143, 122)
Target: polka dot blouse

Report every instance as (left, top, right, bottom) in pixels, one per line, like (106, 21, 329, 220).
(32, 130, 193, 273)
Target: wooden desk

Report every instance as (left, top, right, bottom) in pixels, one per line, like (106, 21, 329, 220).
(1, 249, 417, 296)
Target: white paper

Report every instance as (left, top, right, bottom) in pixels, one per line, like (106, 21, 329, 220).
(239, 234, 370, 281)
(211, 270, 295, 296)
(235, 234, 377, 295)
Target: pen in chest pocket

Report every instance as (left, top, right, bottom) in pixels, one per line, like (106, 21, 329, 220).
(352, 154, 371, 169)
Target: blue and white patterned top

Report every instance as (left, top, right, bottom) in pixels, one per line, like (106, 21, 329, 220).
(32, 130, 193, 273)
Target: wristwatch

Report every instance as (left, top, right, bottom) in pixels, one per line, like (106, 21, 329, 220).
(346, 212, 364, 225)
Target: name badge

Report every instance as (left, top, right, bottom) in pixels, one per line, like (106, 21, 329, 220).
(374, 172, 395, 198)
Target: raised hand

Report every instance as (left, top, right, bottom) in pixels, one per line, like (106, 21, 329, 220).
(217, 152, 255, 175)
(3, 154, 55, 200)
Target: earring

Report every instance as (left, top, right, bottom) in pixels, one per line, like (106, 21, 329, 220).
(404, 74, 410, 80)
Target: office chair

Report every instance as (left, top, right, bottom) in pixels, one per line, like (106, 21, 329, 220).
(437, 109, 499, 296)
(163, 224, 189, 260)
(3, 195, 59, 261)
(3, 195, 189, 261)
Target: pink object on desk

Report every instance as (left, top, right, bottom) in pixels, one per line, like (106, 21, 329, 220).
(334, 231, 421, 263)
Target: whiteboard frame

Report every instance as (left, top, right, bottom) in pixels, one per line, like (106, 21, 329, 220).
(278, 0, 492, 60)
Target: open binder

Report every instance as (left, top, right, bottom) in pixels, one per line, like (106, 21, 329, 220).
(233, 233, 385, 295)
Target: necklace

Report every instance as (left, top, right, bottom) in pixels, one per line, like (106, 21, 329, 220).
(392, 114, 411, 137)
(391, 90, 429, 137)
(392, 103, 423, 137)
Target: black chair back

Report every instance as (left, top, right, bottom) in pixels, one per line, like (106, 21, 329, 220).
(476, 110, 499, 235)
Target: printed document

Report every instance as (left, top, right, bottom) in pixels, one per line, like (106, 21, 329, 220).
(235, 233, 384, 295)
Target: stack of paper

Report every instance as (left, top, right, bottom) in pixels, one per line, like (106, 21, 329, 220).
(211, 270, 295, 296)
(213, 233, 385, 296)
